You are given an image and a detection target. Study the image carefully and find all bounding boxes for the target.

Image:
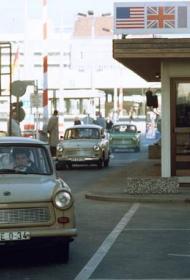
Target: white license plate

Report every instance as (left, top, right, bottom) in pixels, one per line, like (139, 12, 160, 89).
(0, 231, 30, 241)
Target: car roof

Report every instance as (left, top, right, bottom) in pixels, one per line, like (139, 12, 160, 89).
(0, 137, 47, 145)
(65, 124, 103, 130)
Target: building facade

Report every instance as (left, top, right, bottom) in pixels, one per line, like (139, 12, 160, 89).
(0, 15, 160, 133)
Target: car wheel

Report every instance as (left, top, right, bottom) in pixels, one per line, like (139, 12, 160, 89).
(67, 163, 72, 169)
(56, 162, 64, 170)
(104, 157, 109, 167)
(97, 159, 103, 169)
(54, 241, 70, 263)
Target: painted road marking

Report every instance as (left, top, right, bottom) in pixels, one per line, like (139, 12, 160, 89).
(124, 228, 190, 231)
(74, 203, 140, 280)
(89, 278, 189, 280)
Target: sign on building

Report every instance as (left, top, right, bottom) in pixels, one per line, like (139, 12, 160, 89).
(114, 1, 190, 35)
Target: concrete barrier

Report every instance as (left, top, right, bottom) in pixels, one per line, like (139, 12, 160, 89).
(125, 177, 179, 194)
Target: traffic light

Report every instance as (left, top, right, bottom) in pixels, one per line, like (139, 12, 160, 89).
(146, 90, 158, 108)
(11, 101, 25, 122)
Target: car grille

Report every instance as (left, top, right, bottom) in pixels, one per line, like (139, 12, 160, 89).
(64, 147, 94, 156)
(112, 139, 131, 144)
(0, 207, 51, 225)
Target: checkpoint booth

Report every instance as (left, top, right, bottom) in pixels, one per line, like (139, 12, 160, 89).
(113, 1, 190, 183)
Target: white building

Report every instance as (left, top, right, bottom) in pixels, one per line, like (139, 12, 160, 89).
(0, 15, 160, 133)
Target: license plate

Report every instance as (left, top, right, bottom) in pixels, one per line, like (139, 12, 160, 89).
(73, 158, 83, 161)
(0, 231, 30, 241)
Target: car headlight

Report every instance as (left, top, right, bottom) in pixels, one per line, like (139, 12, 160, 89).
(53, 191, 72, 209)
(57, 144, 64, 152)
(93, 145, 100, 151)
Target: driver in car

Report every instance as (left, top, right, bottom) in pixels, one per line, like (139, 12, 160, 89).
(13, 149, 36, 172)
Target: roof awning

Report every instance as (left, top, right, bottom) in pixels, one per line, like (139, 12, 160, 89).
(113, 38, 190, 82)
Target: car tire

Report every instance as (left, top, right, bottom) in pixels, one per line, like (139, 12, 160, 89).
(56, 162, 64, 170)
(104, 157, 109, 167)
(54, 240, 70, 263)
(67, 163, 72, 169)
(97, 159, 103, 169)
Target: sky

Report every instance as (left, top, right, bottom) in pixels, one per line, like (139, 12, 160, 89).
(0, 0, 117, 33)
(0, 0, 187, 33)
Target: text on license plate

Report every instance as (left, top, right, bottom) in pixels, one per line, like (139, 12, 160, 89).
(0, 231, 30, 241)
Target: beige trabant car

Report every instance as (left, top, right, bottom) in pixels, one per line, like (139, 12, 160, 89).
(56, 124, 110, 169)
(0, 137, 77, 262)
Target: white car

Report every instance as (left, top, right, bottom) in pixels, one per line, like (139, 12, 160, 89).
(0, 137, 77, 262)
(56, 124, 110, 169)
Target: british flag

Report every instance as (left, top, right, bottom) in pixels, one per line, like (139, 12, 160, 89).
(147, 6, 175, 29)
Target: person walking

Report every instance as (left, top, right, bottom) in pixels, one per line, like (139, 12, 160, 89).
(82, 113, 94, 125)
(74, 116, 81, 125)
(47, 110, 59, 156)
(95, 112, 106, 129)
(106, 117, 113, 132)
(7, 111, 21, 136)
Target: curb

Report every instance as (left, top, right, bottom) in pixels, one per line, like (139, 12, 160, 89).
(85, 192, 190, 203)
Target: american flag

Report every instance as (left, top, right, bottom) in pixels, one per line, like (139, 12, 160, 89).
(147, 6, 175, 29)
(116, 7, 145, 29)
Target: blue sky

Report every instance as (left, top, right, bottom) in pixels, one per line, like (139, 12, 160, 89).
(0, 0, 117, 33)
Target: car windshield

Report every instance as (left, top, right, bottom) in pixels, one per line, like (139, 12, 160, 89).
(0, 145, 52, 175)
(64, 128, 100, 139)
(111, 125, 137, 134)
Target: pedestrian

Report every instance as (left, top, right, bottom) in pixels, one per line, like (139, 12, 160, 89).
(47, 110, 59, 157)
(74, 116, 81, 125)
(106, 117, 113, 131)
(82, 113, 94, 125)
(95, 112, 106, 129)
(7, 111, 21, 136)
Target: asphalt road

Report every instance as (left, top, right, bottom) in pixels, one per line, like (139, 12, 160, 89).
(1, 137, 190, 280)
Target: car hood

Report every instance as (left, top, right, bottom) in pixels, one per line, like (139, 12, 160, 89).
(0, 175, 59, 203)
(63, 139, 99, 148)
